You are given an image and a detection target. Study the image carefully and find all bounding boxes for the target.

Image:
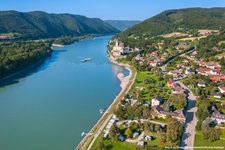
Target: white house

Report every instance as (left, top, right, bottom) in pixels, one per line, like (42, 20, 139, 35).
(210, 69, 221, 75)
(197, 82, 206, 87)
(185, 68, 195, 75)
(218, 85, 225, 94)
(151, 95, 163, 106)
(149, 61, 157, 67)
(211, 107, 225, 124)
(206, 63, 221, 69)
(168, 70, 182, 78)
(121, 47, 130, 54)
(214, 92, 222, 99)
(135, 47, 143, 52)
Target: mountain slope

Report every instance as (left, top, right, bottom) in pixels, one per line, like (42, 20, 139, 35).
(0, 11, 119, 39)
(104, 20, 141, 31)
(117, 8, 225, 38)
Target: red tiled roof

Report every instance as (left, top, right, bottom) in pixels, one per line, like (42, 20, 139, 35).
(167, 79, 174, 85)
(210, 76, 225, 81)
(196, 68, 210, 72)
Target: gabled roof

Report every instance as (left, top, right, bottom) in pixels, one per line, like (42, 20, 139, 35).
(210, 75, 225, 81)
(152, 95, 163, 102)
(198, 82, 206, 85)
(214, 92, 223, 97)
(212, 109, 225, 120)
(174, 86, 185, 93)
(167, 79, 174, 85)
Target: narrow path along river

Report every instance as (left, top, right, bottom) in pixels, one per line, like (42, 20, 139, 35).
(0, 36, 129, 150)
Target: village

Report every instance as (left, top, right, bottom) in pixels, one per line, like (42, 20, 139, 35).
(90, 29, 225, 149)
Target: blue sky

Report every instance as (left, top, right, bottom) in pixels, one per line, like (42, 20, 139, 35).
(0, 0, 225, 20)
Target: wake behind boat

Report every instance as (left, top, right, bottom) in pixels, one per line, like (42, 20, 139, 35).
(82, 58, 91, 62)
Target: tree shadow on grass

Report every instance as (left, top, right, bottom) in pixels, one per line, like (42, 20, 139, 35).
(105, 144, 113, 150)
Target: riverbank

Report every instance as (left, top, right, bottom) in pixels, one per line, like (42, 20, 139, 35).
(0, 59, 47, 82)
(75, 58, 136, 150)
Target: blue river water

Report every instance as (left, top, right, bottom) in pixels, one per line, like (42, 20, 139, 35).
(0, 36, 128, 150)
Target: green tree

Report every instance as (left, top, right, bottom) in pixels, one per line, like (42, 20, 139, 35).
(168, 94, 187, 109)
(196, 107, 210, 121)
(108, 124, 120, 141)
(125, 127, 133, 138)
(166, 118, 183, 146)
(158, 132, 166, 142)
(95, 142, 106, 150)
(196, 120, 203, 131)
(202, 127, 222, 142)
(154, 124, 161, 132)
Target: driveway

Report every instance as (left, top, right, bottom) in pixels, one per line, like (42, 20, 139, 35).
(126, 132, 144, 143)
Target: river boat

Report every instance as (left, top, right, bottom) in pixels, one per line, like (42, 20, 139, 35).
(81, 58, 91, 62)
(99, 108, 106, 114)
(81, 132, 87, 136)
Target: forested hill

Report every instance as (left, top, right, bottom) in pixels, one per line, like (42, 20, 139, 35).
(117, 8, 225, 39)
(104, 20, 141, 31)
(0, 11, 119, 39)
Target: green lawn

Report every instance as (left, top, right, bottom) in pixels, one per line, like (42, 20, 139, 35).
(146, 132, 171, 148)
(128, 35, 135, 39)
(131, 72, 170, 100)
(93, 133, 169, 150)
(218, 41, 225, 46)
(130, 72, 169, 100)
(101, 140, 136, 150)
(134, 72, 157, 86)
(216, 53, 225, 57)
(194, 133, 225, 150)
(221, 133, 225, 139)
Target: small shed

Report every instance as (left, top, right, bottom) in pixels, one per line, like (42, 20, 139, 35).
(145, 135, 152, 141)
(133, 132, 139, 138)
(137, 141, 145, 146)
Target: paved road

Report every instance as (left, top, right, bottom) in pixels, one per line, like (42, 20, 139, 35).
(87, 114, 112, 150)
(117, 119, 166, 127)
(177, 81, 197, 150)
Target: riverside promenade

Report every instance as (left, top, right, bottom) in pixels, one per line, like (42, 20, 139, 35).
(75, 61, 137, 150)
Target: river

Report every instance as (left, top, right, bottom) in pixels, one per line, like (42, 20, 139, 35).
(0, 36, 128, 150)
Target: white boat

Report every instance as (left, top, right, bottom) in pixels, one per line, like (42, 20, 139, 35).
(99, 108, 106, 114)
(81, 132, 87, 136)
(82, 58, 91, 62)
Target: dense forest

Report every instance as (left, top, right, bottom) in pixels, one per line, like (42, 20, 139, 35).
(116, 8, 225, 45)
(0, 11, 119, 39)
(104, 20, 141, 31)
(0, 41, 52, 78)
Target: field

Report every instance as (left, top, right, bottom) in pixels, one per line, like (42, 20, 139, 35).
(163, 32, 190, 38)
(179, 36, 206, 41)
